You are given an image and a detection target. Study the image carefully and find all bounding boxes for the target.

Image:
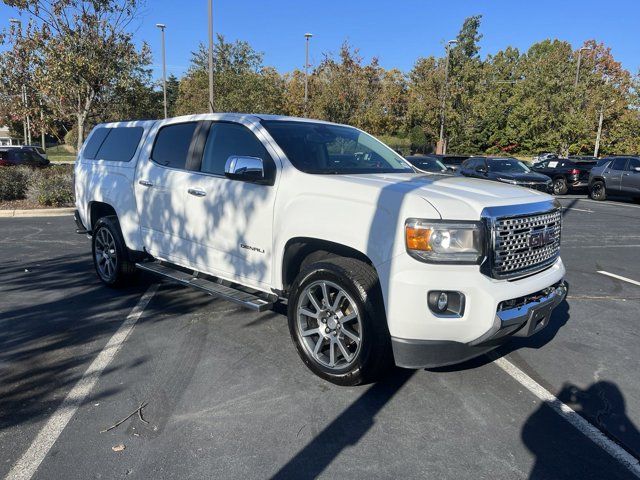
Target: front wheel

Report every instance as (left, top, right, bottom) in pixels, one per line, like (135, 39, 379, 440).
(552, 177, 568, 195)
(589, 181, 606, 201)
(287, 257, 393, 386)
(92, 216, 137, 287)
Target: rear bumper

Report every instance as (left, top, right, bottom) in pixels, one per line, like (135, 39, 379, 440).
(391, 280, 568, 369)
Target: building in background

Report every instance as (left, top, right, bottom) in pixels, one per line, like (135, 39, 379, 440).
(0, 126, 20, 146)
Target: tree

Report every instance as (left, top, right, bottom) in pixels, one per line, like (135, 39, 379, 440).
(0, 0, 151, 151)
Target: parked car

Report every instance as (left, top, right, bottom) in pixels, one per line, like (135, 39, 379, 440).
(404, 155, 451, 174)
(74, 114, 567, 385)
(438, 154, 470, 172)
(588, 156, 640, 201)
(21, 145, 48, 160)
(459, 156, 553, 193)
(530, 158, 595, 195)
(0, 147, 50, 167)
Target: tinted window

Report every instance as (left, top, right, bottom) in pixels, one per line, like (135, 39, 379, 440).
(201, 123, 270, 175)
(610, 158, 628, 170)
(627, 158, 640, 170)
(83, 128, 110, 159)
(262, 121, 412, 174)
(488, 159, 530, 173)
(151, 122, 197, 169)
(94, 127, 143, 162)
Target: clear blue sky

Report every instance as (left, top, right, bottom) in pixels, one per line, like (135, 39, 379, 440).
(2, 0, 639, 80)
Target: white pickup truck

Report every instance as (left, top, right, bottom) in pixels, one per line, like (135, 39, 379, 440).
(74, 113, 567, 385)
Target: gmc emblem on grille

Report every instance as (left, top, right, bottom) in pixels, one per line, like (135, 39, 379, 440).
(529, 227, 556, 248)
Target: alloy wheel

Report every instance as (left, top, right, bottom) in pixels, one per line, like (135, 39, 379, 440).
(296, 280, 362, 371)
(94, 227, 117, 281)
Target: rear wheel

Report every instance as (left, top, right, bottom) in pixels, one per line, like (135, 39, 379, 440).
(287, 257, 392, 386)
(92, 216, 137, 287)
(589, 181, 606, 201)
(552, 177, 568, 195)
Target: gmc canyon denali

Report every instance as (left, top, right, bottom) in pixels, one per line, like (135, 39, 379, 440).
(74, 113, 567, 385)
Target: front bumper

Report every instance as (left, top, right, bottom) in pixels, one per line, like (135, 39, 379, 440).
(391, 280, 568, 369)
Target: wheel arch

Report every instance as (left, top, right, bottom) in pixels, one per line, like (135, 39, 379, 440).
(89, 201, 117, 230)
(281, 237, 377, 294)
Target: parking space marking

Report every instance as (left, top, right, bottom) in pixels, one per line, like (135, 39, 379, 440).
(5, 284, 159, 480)
(491, 354, 640, 478)
(597, 271, 640, 287)
(562, 206, 594, 213)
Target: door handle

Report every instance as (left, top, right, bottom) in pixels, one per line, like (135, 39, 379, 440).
(138, 180, 153, 187)
(623, 173, 630, 176)
(188, 188, 206, 197)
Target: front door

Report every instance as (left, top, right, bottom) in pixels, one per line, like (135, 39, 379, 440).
(181, 120, 280, 291)
(602, 157, 628, 192)
(621, 157, 640, 196)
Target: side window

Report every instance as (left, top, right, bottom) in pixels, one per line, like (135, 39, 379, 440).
(610, 158, 627, 171)
(94, 127, 144, 162)
(83, 128, 110, 159)
(151, 122, 198, 169)
(627, 158, 640, 171)
(201, 122, 271, 176)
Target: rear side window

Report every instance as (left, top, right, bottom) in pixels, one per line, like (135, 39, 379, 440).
(151, 122, 198, 169)
(83, 128, 110, 159)
(94, 127, 144, 162)
(201, 122, 270, 176)
(627, 158, 640, 170)
(610, 158, 627, 170)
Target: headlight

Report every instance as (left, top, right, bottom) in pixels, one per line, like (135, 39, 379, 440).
(497, 177, 518, 184)
(405, 219, 485, 264)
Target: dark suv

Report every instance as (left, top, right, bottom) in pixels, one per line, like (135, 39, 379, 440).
(531, 158, 595, 195)
(0, 147, 50, 167)
(589, 157, 640, 201)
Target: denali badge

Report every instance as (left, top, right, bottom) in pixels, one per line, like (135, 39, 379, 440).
(528, 227, 555, 248)
(240, 243, 265, 254)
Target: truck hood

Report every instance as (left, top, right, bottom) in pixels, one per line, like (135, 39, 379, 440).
(339, 173, 554, 220)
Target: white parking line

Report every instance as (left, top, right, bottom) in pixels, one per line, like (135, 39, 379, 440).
(491, 354, 640, 478)
(597, 271, 640, 287)
(5, 284, 159, 480)
(563, 207, 593, 213)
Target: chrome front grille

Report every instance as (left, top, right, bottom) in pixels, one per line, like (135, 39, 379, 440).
(491, 208, 562, 279)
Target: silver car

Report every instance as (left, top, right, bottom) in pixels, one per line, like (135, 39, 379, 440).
(589, 157, 640, 201)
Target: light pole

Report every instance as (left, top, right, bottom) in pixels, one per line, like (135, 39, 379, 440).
(574, 46, 592, 89)
(156, 23, 167, 118)
(304, 33, 313, 115)
(9, 18, 29, 145)
(208, 0, 214, 112)
(438, 40, 457, 155)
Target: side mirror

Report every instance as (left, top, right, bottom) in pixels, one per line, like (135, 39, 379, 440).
(475, 165, 488, 174)
(225, 156, 266, 183)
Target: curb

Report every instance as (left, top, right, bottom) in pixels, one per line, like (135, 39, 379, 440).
(0, 207, 75, 218)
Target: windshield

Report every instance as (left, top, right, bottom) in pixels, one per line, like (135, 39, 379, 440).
(262, 120, 414, 174)
(407, 157, 446, 172)
(488, 159, 530, 173)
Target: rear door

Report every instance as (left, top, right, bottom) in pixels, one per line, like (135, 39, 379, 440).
(135, 121, 199, 260)
(180, 120, 280, 290)
(602, 158, 628, 192)
(621, 158, 640, 195)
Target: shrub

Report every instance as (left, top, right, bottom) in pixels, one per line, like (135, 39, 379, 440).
(27, 165, 75, 207)
(0, 166, 32, 201)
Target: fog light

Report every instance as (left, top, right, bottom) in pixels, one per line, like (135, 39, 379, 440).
(428, 291, 465, 317)
(437, 292, 448, 311)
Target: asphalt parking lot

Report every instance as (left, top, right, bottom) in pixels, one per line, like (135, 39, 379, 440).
(1, 196, 639, 480)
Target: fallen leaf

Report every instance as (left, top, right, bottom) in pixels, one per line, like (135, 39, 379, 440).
(112, 444, 126, 452)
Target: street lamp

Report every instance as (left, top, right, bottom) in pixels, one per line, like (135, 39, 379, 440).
(156, 23, 167, 119)
(574, 46, 592, 88)
(304, 33, 313, 115)
(438, 39, 457, 155)
(9, 18, 30, 146)
(208, 0, 214, 112)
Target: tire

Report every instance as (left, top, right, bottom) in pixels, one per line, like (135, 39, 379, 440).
(589, 180, 606, 201)
(91, 216, 137, 287)
(287, 257, 393, 386)
(552, 177, 568, 195)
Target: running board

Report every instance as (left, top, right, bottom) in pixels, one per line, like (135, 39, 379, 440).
(135, 261, 274, 312)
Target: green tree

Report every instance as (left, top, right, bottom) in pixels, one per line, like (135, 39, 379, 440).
(0, 0, 152, 151)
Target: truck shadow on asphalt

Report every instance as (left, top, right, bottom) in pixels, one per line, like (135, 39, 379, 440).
(522, 381, 640, 479)
(0, 253, 210, 433)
